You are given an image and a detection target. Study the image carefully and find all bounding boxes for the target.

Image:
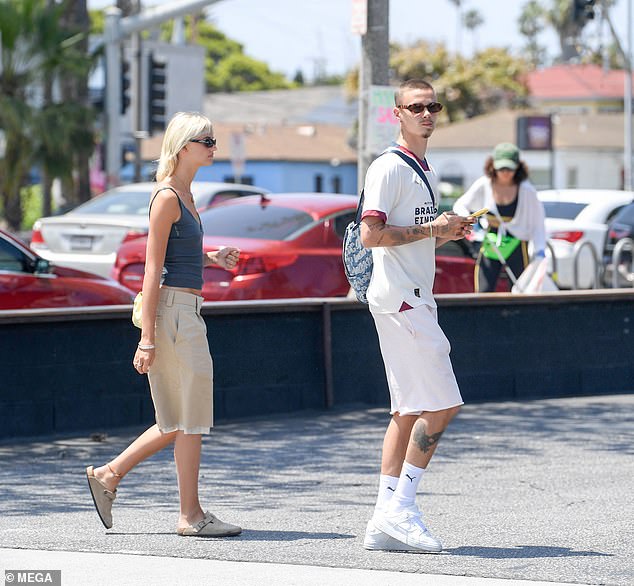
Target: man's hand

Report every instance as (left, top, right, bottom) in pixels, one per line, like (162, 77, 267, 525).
(432, 212, 472, 241)
(211, 246, 240, 269)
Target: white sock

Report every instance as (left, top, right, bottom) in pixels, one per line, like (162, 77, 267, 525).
(387, 461, 425, 513)
(374, 474, 399, 514)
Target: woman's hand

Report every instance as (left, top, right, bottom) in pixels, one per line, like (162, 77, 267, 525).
(211, 246, 240, 269)
(133, 346, 155, 375)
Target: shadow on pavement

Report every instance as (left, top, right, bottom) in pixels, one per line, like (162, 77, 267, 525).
(447, 545, 614, 558)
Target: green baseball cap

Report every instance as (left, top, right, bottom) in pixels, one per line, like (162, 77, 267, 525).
(493, 142, 520, 170)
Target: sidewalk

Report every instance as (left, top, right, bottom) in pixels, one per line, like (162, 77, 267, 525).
(1, 394, 632, 586)
(1, 549, 584, 586)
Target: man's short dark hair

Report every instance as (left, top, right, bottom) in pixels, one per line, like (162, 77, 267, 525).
(394, 79, 435, 105)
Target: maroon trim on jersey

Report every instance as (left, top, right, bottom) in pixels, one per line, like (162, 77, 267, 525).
(361, 210, 387, 223)
(399, 301, 414, 312)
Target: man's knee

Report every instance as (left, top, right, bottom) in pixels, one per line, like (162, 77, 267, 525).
(446, 404, 461, 422)
(424, 404, 460, 425)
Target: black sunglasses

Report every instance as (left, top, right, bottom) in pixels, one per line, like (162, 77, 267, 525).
(190, 137, 217, 148)
(397, 102, 443, 114)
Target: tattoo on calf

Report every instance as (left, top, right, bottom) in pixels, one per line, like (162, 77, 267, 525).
(413, 424, 444, 453)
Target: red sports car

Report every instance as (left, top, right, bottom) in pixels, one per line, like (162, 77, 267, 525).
(0, 228, 135, 310)
(111, 193, 487, 300)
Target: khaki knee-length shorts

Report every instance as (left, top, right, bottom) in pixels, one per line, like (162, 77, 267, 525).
(148, 288, 213, 434)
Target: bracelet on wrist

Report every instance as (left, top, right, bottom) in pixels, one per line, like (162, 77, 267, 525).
(429, 222, 434, 238)
(138, 343, 155, 351)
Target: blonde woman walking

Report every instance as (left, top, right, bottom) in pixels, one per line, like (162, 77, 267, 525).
(86, 112, 241, 537)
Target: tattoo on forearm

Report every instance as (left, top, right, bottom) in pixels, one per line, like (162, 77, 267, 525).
(369, 223, 428, 246)
(413, 423, 444, 453)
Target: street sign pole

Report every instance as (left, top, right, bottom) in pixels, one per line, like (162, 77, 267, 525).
(355, 0, 389, 193)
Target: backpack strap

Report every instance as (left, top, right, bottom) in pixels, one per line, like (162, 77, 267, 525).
(385, 146, 436, 209)
(353, 189, 365, 225)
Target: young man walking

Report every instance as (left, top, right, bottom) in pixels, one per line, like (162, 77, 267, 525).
(360, 79, 473, 552)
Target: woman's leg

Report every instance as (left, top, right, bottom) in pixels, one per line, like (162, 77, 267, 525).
(507, 241, 529, 281)
(476, 252, 503, 292)
(173, 432, 205, 528)
(93, 424, 177, 491)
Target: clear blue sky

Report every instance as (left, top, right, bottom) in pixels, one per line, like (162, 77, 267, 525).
(89, 0, 633, 80)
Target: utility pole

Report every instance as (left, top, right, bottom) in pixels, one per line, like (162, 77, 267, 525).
(357, 0, 389, 192)
(601, 0, 632, 190)
(131, 0, 145, 183)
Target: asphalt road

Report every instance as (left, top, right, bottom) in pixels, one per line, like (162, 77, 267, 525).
(0, 394, 632, 586)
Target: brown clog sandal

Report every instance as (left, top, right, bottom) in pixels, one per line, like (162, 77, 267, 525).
(86, 465, 117, 529)
(177, 511, 242, 537)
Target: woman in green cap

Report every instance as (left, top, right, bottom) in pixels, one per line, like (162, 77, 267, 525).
(453, 142, 546, 292)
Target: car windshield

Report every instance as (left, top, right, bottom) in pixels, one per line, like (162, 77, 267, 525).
(201, 204, 313, 240)
(541, 201, 587, 220)
(614, 204, 634, 224)
(72, 192, 150, 215)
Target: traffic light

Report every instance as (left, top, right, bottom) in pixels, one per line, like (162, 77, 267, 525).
(148, 53, 166, 132)
(121, 57, 131, 115)
(573, 0, 595, 24)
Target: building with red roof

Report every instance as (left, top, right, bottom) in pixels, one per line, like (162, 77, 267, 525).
(526, 64, 631, 113)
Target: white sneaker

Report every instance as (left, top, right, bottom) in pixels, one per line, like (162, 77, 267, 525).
(363, 518, 423, 552)
(373, 506, 443, 553)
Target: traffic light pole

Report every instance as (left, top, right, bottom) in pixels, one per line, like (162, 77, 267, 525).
(131, 31, 147, 182)
(103, 0, 223, 188)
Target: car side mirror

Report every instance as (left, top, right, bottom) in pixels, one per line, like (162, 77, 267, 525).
(34, 258, 51, 274)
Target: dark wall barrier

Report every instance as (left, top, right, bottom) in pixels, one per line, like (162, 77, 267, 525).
(1, 290, 632, 439)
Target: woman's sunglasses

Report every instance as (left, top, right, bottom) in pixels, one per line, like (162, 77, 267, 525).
(397, 102, 443, 114)
(190, 137, 217, 148)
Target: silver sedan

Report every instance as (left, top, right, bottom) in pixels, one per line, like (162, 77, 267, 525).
(30, 181, 269, 277)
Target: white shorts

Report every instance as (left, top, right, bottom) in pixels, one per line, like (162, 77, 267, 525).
(371, 304, 463, 415)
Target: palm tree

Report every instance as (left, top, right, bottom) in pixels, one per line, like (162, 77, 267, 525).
(463, 8, 484, 54)
(519, 0, 616, 63)
(518, 0, 548, 68)
(447, 0, 463, 55)
(0, 0, 95, 230)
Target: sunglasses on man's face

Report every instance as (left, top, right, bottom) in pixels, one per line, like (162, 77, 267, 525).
(397, 102, 443, 115)
(190, 137, 217, 148)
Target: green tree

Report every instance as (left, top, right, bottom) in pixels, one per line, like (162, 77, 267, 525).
(0, 0, 95, 230)
(293, 69, 305, 86)
(518, 0, 617, 63)
(388, 41, 529, 122)
(447, 0, 463, 54)
(518, 0, 548, 68)
(161, 16, 291, 92)
(463, 8, 484, 54)
(206, 53, 290, 92)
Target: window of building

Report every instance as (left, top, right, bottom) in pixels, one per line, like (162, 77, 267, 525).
(315, 174, 323, 193)
(223, 175, 254, 185)
(566, 167, 578, 189)
(529, 168, 551, 190)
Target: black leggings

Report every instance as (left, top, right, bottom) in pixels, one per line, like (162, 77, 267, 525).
(475, 241, 529, 292)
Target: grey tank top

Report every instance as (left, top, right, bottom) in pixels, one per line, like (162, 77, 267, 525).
(149, 187, 204, 290)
